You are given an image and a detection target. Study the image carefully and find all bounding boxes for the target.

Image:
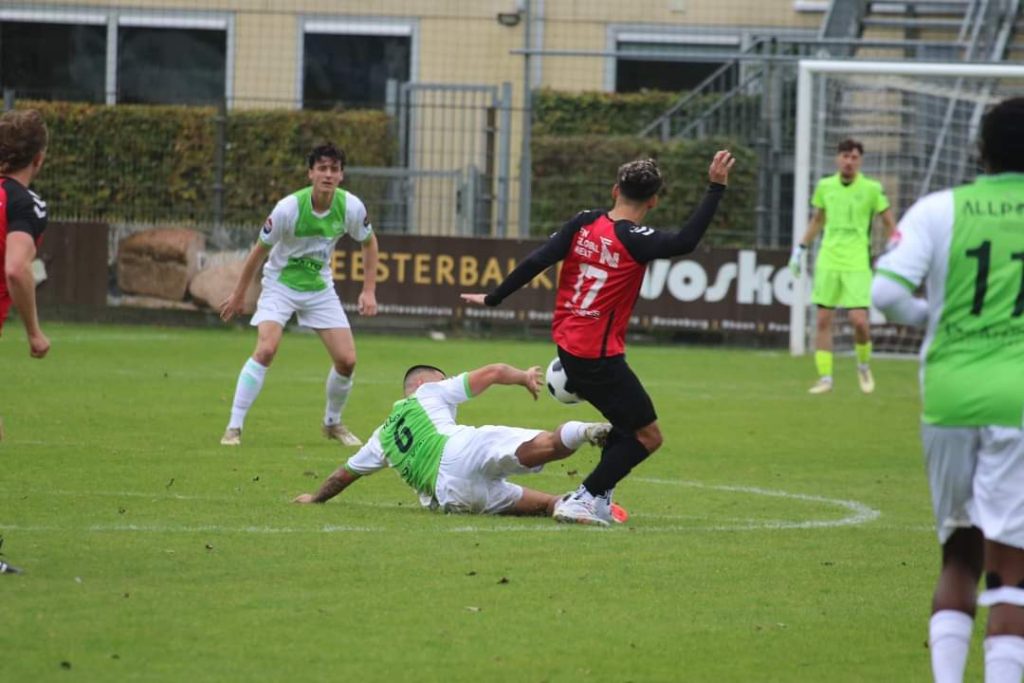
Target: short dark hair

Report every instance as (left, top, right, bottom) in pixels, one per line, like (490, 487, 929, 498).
(980, 97, 1024, 174)
(0, 109, 48, 174)
(307, 142, 346, 170)
(403, 364, 446, 393)
(616, 158, 663, 201)
(837, 138, 864, 155)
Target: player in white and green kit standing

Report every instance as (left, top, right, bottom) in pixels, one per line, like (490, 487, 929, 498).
(872, 97, 1024, 683)
(293, 362, 619, 520)
(219, 143, 378, 447)
(790, 138, 897, 394)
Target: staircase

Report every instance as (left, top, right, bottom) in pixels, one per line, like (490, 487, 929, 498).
(635, 0, 1021, 246)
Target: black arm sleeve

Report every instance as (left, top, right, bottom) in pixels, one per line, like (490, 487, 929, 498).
(619, 183, 726, 263)
(483, 212, 595, 306)
(6, 187, 47, 240)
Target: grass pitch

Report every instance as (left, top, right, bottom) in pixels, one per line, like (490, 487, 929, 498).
(0, 323, 964, 681)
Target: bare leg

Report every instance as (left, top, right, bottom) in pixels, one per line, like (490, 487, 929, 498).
(848, 308, 872, 346)
(508, 487, 560, 516)
(514, 427, 575, 469)
(815, 307, 835, 352)
(934, 526, 984, 615)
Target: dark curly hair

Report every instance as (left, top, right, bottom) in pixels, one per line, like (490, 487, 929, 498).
(616, 158, 663, 201)
(980, 97, 1024, 174)
(0, 109, 48, 174)
(307, 142, 346, 169)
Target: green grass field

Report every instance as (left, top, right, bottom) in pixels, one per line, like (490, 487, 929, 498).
(0, 322, 966, 681)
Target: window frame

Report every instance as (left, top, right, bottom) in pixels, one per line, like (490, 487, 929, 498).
(604, 25, 744, 93)
(0, 6, 234, 106)
(297, 16, 419, 109)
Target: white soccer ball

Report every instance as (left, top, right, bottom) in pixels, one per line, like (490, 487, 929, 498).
(545, 357, 581, 404)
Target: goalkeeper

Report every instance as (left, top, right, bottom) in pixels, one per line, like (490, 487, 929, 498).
(294, 362, 619, 520)
(790, 138, 896, 394)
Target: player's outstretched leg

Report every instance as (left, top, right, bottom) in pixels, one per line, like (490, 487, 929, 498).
(514, 421, 610, 468)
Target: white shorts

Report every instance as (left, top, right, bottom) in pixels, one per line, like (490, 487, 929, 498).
(923, 424, 1024, 547)
(434, 425, 543, 515)
(250, 280, 349, 329)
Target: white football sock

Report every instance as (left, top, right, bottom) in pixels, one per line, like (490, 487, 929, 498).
(228, 358, 268, 429)
(986, 635, 1024, 683)
(558, 421, 589, 451)
(324, 368, 353, 426)
(930, 610, 973, 683)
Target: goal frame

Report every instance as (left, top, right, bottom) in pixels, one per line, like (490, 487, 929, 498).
(788, 59, 1024, 355)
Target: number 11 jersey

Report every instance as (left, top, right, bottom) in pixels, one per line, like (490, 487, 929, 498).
(876, 173, 1024, 427)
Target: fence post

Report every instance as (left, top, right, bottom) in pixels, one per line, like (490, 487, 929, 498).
(497, 82, 512, 237)
(517, 0, 533, 238)
(3, 89, 14, 112)
(213, 99, 227, 228)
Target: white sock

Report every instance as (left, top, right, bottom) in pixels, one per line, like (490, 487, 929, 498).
(986, 635, 1024, 683)
(558, 421, 588, 451)
(930, 610, 973, 683)
(324, 368, 353, 426)
(228, 358, 268, 430)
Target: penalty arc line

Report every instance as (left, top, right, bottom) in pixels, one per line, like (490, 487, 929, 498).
(0, 479, 881, 534)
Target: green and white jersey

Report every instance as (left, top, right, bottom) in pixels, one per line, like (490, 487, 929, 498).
(876, 173, 1024, 427)
(343, 374, 475, 495)
(258, 186, 372, 292)
(811, 172, 891, 271)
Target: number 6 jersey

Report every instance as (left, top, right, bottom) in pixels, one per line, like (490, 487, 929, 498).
(876, 173, 1024, 427)
(343, 374, 474, 496)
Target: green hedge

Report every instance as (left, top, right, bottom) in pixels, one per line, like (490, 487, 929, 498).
(23, 101, 394, 227)
(531, 134, 758, 245)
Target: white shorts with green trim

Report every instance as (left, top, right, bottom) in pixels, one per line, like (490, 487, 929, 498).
(923, 423, 1024, 547)
(250, 280, 349, 329)
(435, 425, 543, 515)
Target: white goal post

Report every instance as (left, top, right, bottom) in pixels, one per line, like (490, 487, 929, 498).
(789, 59, 1024, 356)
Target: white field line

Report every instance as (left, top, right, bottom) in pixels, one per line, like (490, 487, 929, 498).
(0, 478, 881, 534)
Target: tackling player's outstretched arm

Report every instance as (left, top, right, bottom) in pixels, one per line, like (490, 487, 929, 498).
(293, 464, 362, 504)
(466, 363, 542, 400)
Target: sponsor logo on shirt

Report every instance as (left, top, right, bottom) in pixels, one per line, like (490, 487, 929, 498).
(261, 217, 272, 236)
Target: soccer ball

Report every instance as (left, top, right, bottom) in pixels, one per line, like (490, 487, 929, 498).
(545, 357, 581, 404)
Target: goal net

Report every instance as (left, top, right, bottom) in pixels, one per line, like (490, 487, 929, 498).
(789, 60, 1024, 356)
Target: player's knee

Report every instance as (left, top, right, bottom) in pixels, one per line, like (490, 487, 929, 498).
(334, 357, 356, 376)
(636, 427, 663, 453)
(253, 347, 277, 366)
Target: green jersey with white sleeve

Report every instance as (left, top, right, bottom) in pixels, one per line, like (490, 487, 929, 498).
(342, 374, 475, 495)
(258, 186, 372, 292)
(875, 173, 1024, 427)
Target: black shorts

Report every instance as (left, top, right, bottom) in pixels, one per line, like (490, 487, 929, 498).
(557, 347, 657, 433)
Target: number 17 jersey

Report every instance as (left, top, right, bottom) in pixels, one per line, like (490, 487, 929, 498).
(554, 211, 646, 359)
(876, 173, 1024, 427)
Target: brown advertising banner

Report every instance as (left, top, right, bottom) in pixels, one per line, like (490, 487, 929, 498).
(332, 234, 797, 340)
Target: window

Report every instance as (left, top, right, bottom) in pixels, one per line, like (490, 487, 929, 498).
(302, 20, 414, 109)
(0, 13, 106, 102)
(610, 30, 741, 93)
(117, 17, 228, 105)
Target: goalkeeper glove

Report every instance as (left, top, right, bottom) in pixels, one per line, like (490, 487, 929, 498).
(789, 244, 806, 277)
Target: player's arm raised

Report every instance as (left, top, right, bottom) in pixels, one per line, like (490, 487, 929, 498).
(220, 241, 269, 321)
(467, 363, 542, 400)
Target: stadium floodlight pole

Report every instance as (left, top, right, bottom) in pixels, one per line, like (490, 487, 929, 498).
(789, 58, 1024, 356)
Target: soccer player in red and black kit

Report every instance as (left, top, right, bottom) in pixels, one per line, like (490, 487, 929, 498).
(0, 108, 51, 575)
(462, 150, 735, 525)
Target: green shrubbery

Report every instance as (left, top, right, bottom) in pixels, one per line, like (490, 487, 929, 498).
(24, 101, 394, 227)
